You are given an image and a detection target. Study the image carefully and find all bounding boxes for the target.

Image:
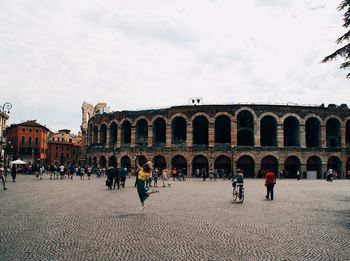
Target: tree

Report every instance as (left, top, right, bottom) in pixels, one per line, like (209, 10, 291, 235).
(322, 1, 350, 78)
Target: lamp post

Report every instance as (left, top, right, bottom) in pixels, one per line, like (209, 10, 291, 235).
(0, 102, 12, 167)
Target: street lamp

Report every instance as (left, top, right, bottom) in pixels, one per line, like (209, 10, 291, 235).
(0, 102, 12, 167)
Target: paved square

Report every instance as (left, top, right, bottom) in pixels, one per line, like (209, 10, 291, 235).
(0, 176, 350, 260)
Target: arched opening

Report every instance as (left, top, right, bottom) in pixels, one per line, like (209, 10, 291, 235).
(153, 155, 167, 171)
(260, 116, 277, 146)
(237, 110, 254, 146)
(137, 155, 148, 167)
(326, 118, 341, 148)
(193, 116, 208, 145)
(109, 122, 118, 145)
(306, 156, 322, 179)
(136, 119, 148, 146)
(171, 155, 187, 173)
(214, 155, 231, 176)
(172, 116, 187, 145)
(153, 118, 166, 146)
(120, 156, 131, 169)
(346, 120, 350, 146)
(346, 158, 350, 178)
(88, 125, 93, 145)
(92, 156, 97, 169)
(284, 116, 300, 147)
(93, 126, 98, 144)
(305, 118, 321, 148)
(237, 155, 255, 178)
(108, 156, 117, 168)
(99, 156, 107, 168)
(215, 115, 231, 144)
(192, 155, 209, 175)
(121, 121, 131, 145)
(327, 156, 342, 178)
(284, 156, 301, 178)
(100, 124, 107, 145)
(260, 156, 278, 177)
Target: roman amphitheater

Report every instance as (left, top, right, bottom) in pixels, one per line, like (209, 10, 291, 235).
(84, 103, 350, 179)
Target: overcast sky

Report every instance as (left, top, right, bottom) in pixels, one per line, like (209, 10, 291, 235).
(0, 0, 348, 133)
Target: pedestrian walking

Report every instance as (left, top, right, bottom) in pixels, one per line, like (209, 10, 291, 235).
(161, 168, 171, 187)
(0, 163, 7, 190)
(11, 164, 17, 182)
(87, 166, 92, 180)
(153, 168, 159, 187)
(120, 166, 127, 188)
(40, 166, 45, 180)
(265, 169, 276, 200)
(113, 167, 120, 190)
(106, 166, 114, 190)
(135, 156, 159, 211)
(201, 168, 207, 181)
(297, 170, 301, 181)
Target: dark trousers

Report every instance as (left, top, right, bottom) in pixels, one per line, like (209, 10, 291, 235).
(113, 177, 120, 189)
(1, 176, 5, 189)
(266, 184, 275, 200)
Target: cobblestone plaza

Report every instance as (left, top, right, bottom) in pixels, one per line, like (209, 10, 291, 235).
(0, 176, 349, 260)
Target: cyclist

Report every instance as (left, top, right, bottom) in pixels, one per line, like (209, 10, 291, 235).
(231, 169, 244, 199)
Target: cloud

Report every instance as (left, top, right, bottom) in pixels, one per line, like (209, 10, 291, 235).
(0, 0, 348, 133)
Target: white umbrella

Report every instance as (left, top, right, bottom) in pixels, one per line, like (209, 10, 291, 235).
(10, 159, 27, 165)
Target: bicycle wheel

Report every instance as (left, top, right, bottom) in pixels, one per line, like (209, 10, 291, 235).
(240, 193, 244, 203)
(233, 190, 238, 202)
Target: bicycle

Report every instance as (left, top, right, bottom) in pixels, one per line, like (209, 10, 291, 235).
(233, 184, 244, 203)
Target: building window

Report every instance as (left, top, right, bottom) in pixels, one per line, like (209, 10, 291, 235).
(67, 154, 69, 158)
(56, 146, 58, 150)
(36, 129, 38, 133)
(21, 136, 25, 144)
(55, 152, 58, 158)
(28, 137, 32, 145)
(22, 128, 25, 132)
(52, 137, 55, 141)
(29, 129, 32, 132)
(61, 146, 63, 150)
(69, 139, 72, 143)
(35, 137, 39, 145)
(67, 147, 69, 151)
(73, 149, 75, 155)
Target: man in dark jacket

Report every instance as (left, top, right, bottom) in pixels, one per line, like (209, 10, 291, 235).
(113, 167, 120, 190)
(106, 167, 114, 190)
(265, 169, 276, 200)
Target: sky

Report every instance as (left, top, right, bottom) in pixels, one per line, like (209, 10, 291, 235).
(0, 0, 348, 133)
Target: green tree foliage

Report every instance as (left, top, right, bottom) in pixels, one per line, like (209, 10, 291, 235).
(322, 1, 350, 78)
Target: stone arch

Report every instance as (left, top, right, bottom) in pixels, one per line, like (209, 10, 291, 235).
(237, 110, 254, 146)
(214, 155, 232, 176)
(137, 155, 148, 166)
(93, 126, 98, 144)
(109, 121, 118, 145)
(153, 155, 167, 171)
(281, 113, 302, 123)
(151, 115, 167, 124)
(283, 116, 300, 147)
(327, 156, 342, 178)
(171, 116, 187, 145)
(193, 115, 209, 145)
(192, 154, 209, 175)
(153, 117, 166, 146)
(213, 112, 234, 120)
(100, 124, 107, 145)
(237, 155, 255, 178)
(306, 156, 322, 179)
(171, 155, 188, 173)
(326, 118, 341, 148)
(284, 156, 301, 178)
(92, 156, 97, 168)
(260, 155, 279, 177)
(304, 114, 323, 123)
(190, 112, 211, 122)
(88, 124, 93, 145)
(169, 113, 189, 122)
(346, 157, 350, 178)
(324, 115, 342, 124)
(108, 155, 117, 168)
(120, 155, 131, 170)
(305, 117, 321, 148)
(99, 155, 107, 168)
(136, 118, 148, 146)
(260, 115, 277, 146)
(258, 112, 279, 122)
(133, 116, 149, 126)
(345, 118, 350, 145)
(215, 115, 231, 144)
(121, 120, 131, 145)
(234, 107, 258, 120)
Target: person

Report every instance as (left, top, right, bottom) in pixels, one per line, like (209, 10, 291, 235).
(87, 166, 92, 180)
(106, 166, 114, 190)
(153, 168, 159, 187)
(279, 170, 284, 179)
(201, 168, 207, 181)
(11, 164, 17, 182)
(297, 170, 301, 181)
(232, 169, 244, 199)
(40, 166, 45, 180)
(0, 163, 7, 190)
(113, 167, 120, 190)
(120, 166, 127, 188)
(135, 156, 159, 211)
(265, 169, 276, 200)
(326, 168, 333, 182)
(59, 164, 65, 179)
(172, 168, 177, 181)
(161, 167, 171, 187)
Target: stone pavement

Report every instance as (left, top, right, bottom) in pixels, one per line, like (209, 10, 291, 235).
(0, 175, 349, 260)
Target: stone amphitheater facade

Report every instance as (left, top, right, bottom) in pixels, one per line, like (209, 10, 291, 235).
(86, 104, 350, 179)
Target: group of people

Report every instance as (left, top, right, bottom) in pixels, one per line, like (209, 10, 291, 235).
(105, 166, 128, 190)
(0, 163, 23, 190)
